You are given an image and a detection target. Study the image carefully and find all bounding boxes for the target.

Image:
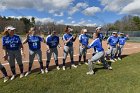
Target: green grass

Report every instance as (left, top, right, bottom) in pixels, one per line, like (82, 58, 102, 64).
(1, 53, 140, 93)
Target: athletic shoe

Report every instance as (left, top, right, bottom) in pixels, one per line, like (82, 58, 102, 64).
(108, 66, 113, 70)
(41, 69, 45, 74)
(85, 62, 88, 65)
(25, 71, 31, 77)
(114, 58, 117, 61)
(56, 66, 60, 70)
(62, 66, 66, 70)
(110, 59, 115, 62)
(20, 73, 24, 78)
(118, 57, 121, 60)
(45, 68, 49, 73)
(10, 75, 15, 80)
(78, 62, 81, 66)
(86, 71, 94, 75)
(4, 77, 9, 83)
(71, 64, 77, 68)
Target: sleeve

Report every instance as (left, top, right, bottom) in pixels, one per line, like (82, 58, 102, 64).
(107, 36, 111, 44)
(87, 40, 96, 49)
(58, 37, 60, 44)
(62, 35, 66, 41)
(46, 36, 49, 45)
(79, 35, 82, 43)
(39, 36, 43, 42)
(18, 36, 22, 45)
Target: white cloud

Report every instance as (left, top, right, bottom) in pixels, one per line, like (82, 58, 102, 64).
(54, 12, 64, 17)
(100, 0, 140, 15)
(0, 0, 73, 14)
(69, 2, 88, 15)
(82, 6, 101, 16)
(121, 0, 140, 15)
(56, 19, 64, 24)
(68, 17, 72, 20)
(71, 21, 75, 24)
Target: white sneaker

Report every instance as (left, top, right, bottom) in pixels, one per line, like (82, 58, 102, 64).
(10, 75, 15, 80)
(45, 68, 49, 73)
(25, 71, 31, 77)
(78, 63, 81, 66)
(41, 69, 45, 74)
(110, 59, 115, 62)
(62, 66, 66, 70)
(118, 57, 121, 60)
(20, 73, 24, 78)
(114, 58, 117, 61)
(108, 66, 113, 70)
(85, 62, 88, 65)
(56, 66, 60, 70)
(86, 71, 94, 75)
(4, 77, 9, 83)
(71, 64, 77, 68)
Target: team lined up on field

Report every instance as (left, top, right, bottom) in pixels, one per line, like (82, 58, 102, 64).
(0, 25, 128, 82)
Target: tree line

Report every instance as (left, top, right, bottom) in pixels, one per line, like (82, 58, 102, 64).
(105, 15, 140, 31)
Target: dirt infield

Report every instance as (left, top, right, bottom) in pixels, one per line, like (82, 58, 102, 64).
(0, 38, 140, 78)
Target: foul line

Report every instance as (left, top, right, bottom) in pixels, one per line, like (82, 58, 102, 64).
(1, 46, 139, 66)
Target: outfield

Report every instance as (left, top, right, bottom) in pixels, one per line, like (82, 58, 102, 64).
(0, 52, 140, 93)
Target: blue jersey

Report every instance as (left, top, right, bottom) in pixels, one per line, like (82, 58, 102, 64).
(118, 37, 127, 45)
(98, 33, 104, 42)
(107, 36, 119, 47)
(79, 34, 89, 46)
(2, 35, 22, 50)
(27, 35, 43, 51)
(63, 33, 74, 47)
(87, 38, 104, 52)
(46, 35, 59, 48)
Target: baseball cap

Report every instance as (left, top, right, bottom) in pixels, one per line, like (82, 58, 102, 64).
(96, 27, 102, 30)
(120, 33, 124, 35)
(6, 26, 16, 30)
(112, 32, 117, 34)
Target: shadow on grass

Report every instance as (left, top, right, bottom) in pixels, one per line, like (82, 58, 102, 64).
(25, 61, 80, 75)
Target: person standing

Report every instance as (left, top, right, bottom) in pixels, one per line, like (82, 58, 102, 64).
(116, 33, 128, 60)
(78, 29, 89, 65)
(2, 26, 24, 80)
(45, 31, 61, 73)
(62, 26, 77, 70)
(23, 27, 44, 76)
(106, 32, 119, 62)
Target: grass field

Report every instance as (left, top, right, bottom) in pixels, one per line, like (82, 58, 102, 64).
(0, 53, 140, 93)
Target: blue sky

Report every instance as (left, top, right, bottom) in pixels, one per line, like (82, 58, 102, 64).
(0, 0, 139, 26)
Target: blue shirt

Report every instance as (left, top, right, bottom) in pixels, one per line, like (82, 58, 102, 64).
(87, 38, 104, 52)
(27, 35, 43, 51)
(63, 33, 74, 47)
(107, 36, 119, 47)
(98, 33, 104, 42)
(2, 35, 22, 50)
(46, 35, 59, 48)
(118, 36, 128, 45)
(79, 34, 89, 46)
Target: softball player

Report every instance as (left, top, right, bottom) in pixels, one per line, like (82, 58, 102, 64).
(78, 29, 89, 65)
(0, 63, 8, 82)
(95, 27, 104, 43)
(2, 26, 24, 80)
(23, 27, 44, 76)
(105, 32, 119, 62)
(45, 31, 61, 73)
(86, 33, 112, 75)
(116, 33, 128, 60)
(62, 26, 77, 70)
